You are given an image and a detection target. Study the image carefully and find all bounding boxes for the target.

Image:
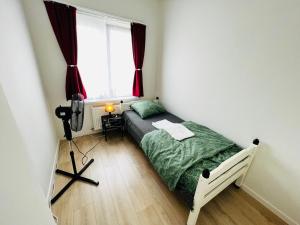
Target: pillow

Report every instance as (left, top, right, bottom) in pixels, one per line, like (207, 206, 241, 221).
(131, 100, 166, 119)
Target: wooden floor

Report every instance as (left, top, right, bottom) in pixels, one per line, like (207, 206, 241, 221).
(51, 134, 286, 225)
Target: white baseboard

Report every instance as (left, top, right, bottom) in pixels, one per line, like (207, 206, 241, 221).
(47, 139, 60, 204)
(242, 184, 299, 225)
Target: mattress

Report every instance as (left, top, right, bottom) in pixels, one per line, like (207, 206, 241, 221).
(123, 110, 183, 143)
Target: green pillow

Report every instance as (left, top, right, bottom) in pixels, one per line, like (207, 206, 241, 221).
(131, 100, 166, 119)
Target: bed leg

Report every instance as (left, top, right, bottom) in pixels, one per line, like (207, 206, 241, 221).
(234, 174, 245, 188)
(187, 171, 209, 225)
(235, 140, 259, 188)
(187, 206, 201, 225)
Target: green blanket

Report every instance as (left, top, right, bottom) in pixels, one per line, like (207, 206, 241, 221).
(140, 121, 237, 191)
(177, 144, 242, 200)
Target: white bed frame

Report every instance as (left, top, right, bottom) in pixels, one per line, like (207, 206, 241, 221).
(187, 139, 259, 225)
(120, 99, 259, 225)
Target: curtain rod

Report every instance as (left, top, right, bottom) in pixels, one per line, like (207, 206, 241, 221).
(43, 0, 144, 25)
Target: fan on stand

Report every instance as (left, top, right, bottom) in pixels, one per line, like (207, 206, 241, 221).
(51, 94, 99, 205)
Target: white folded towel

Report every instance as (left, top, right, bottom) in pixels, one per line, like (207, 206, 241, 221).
(152, 119, 194, 141)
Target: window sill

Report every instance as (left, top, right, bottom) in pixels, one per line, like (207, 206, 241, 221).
(85, 96, 139, 105)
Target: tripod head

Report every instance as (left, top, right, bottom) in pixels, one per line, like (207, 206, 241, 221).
(55, 106, 72, 121)
(55, 94, 84, 141)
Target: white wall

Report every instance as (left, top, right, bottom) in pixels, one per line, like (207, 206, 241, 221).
(22, 0, 162, 138)
(158, 0, 300, 224)
(0, 85, 55, 225)
(0, 0, 58, 195)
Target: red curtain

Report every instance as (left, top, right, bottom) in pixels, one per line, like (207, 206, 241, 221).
(44, 1, 87, 100)
(131, 23, 146, 97)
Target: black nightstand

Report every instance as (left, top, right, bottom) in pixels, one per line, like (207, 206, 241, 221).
(101, 114, 124, 141)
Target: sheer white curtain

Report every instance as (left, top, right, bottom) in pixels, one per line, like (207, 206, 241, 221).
(77, 13, 134, 100)
(108, 25, 135, 97)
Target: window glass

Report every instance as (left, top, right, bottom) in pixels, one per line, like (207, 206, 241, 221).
(77, 13, 134, 100)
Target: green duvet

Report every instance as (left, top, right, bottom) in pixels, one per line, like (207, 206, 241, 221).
(140, 121, 242, 195)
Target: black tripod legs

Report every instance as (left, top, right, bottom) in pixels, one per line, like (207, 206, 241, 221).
(77, 176, 99, 185)
(50, 174, 76, 205)
(50, 151, 99, 205)
(55, 169, 74, 178)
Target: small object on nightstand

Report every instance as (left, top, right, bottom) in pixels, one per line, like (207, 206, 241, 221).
(101, 114, 124, 141)
(105, 103, 115, 117)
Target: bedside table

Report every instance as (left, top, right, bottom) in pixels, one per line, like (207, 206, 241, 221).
(101, 114, 124, 141)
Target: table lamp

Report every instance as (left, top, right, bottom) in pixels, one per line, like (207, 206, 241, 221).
(105, 103, 115, 117)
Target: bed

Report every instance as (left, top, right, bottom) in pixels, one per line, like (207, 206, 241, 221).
(122, 102, 259, 225)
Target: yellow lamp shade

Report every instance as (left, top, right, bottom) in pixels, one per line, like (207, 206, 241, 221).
(105, 103, 115, 113)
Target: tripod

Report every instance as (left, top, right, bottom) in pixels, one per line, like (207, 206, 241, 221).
(51, 107, 99, 205)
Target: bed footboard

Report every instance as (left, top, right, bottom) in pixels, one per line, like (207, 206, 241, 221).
(187, 139, 259, 225)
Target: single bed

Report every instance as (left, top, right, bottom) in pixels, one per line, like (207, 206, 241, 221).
(124, 109, 243, 206)
(122, 103, 259, 225)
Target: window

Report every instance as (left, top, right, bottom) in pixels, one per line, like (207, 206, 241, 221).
(77, 13, 135, 100)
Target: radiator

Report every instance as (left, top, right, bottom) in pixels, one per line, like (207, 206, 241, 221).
(91, 106, 104, 130)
